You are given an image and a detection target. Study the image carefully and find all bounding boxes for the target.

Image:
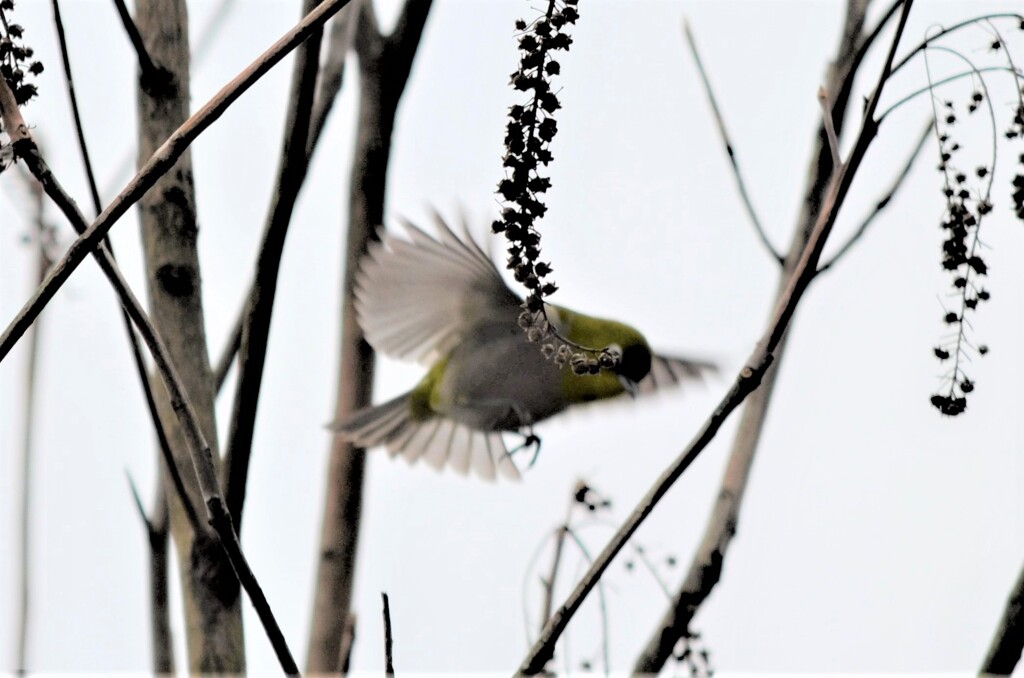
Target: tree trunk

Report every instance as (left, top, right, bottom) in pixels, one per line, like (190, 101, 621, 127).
(135, 0, 244, 671)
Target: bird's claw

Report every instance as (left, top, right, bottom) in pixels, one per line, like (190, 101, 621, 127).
(509, 430, 543, 468)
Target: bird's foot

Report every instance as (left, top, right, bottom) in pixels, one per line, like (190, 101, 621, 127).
(509, 429, 543, 468)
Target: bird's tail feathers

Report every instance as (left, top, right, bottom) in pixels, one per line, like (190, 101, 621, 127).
(331, 393, 521, 482)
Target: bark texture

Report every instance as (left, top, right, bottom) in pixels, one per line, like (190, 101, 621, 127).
(135, 0, 244, 671)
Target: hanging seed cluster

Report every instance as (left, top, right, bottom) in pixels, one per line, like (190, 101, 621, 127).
(0, 0, 42, 174)
(0, 1, 42, 109)
(493, 0, 618, 375)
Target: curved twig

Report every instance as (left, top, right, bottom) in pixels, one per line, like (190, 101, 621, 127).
(683, 19, 781, 264)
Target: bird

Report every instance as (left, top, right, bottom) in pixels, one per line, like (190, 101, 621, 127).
(331, 214, 715, 481)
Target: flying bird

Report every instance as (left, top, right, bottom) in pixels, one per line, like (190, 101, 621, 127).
(332, 215, 714, 480)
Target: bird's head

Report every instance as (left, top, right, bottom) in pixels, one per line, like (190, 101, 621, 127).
(555, 306, 653, 401)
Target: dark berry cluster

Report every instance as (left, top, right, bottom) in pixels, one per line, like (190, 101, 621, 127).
(573, 481, 611, 513)
(1008, 110, 1023, 222)
(493, 1, 615, 375)
(0, 1, 43, 110)
(930, 96, 993, 416)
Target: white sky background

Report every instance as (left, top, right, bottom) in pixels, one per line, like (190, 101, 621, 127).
(1, 0, 1023, 673)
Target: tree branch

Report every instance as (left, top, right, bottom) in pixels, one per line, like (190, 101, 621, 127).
(13, 168, 48, 676)
(682, 19, 781, 264)
(382, 592, 394, 675)
(981, 561, 1024, 675)
(521, 1, 916, 671)
(0, 0, 356, 365)
(110, 0, 160, 80)
(212, 4, 356, 394)
(223, 0, 328, 530)
(126, 473, 176, 674)
(306, 0, 432, 672)
(817, 118, 932, 273)
(50, 0, 101, 211)
(632, 1, 876, 670)
(50, 0, 196, 533)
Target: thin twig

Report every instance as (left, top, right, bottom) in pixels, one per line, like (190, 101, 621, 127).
(817, 119, 933, 273)
(0, 48, 301, 677)
(14, 170, 48, 676)
(682, 19, 781, 264)
(50, 0, 102, 211)
(381, 592, 394, 675)
(817, 85, 842, 168)
(110, 0, 160, 79)
(50, 0, 195, 532)
(889, 12, 1024, 77)
(214, 315, 241, 393)
(126, 472, 180, 672)
(519, 2, 915, 671)
(126, 471, 156, 534)
(0, 0, 355, 364)
(539, 525, 568, 638)
(214, 3, 356, 399)
(635, 1, 875, 670)
(878, 65, 1023, 122)
(223, 0, 328, 528)
(307, 7, 356, 161)
(146, 483, 175, 674)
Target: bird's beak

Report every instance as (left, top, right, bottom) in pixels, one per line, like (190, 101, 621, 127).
(618, 375, 638, 399)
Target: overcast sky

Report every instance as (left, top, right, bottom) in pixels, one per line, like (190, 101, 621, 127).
(2, 0, 1023, 674)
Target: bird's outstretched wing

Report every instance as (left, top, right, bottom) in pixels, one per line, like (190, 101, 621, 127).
(354, 213, 522, 364)
(635, 354, 718, 396)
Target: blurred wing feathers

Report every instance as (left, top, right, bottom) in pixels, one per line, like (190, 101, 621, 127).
(636, 355, 717, 396)
(332, 395, 521, 482)
(355, 215, 521, 363)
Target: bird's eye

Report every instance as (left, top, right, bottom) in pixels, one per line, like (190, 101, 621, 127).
(619, 343, 652, 383)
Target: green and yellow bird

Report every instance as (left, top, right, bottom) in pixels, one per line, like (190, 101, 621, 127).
(332, 215, 715, 480)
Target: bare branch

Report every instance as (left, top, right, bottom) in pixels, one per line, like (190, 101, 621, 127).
(522, 1, 917, 671)
(633, 0, 875, 669)
(124, 473, 175, 673)
(110, 0, 160, 80)
(14, 169, 47, 676)
(1, 39, 298, 674)
(0, 0, 356, 364)
(683, 19, 781, 264)
(307, 0, 433, 672)
(817, 119, 933, 273)
(223, 0, 329, 529)
(50, 0, 102, 211)
(890, 12, 1024, 77)
(214, 314, 241, 393)
(307, 7, 356, 162)
(381, 592, 394, 675)
(213, 3, 355, 399)
(981, 561, 1024, 674)
(50, 0, 194, 533)
(539, 525, 568, 637)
